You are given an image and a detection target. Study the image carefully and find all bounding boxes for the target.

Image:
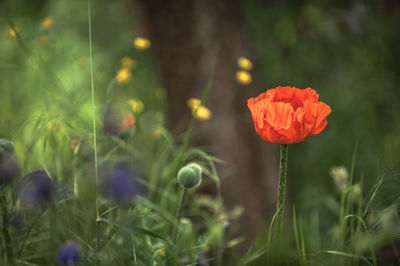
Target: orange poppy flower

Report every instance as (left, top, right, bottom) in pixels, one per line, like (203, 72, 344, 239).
(118, 113, 135, 135)
(247, 86, 331, 144)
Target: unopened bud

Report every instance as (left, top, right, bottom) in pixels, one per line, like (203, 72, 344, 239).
(177, 163, 202, 189)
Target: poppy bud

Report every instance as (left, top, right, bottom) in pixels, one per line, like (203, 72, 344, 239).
(0, 139, 19, 186)
(0, 139, 15, 162)
(177, 163, 202, 189)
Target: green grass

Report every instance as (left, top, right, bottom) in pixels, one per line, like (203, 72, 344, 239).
(1, 0, 400, 265)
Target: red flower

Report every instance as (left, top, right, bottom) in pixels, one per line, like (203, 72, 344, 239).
(118, 113, 135, 135)
(247, 86, 332, 144)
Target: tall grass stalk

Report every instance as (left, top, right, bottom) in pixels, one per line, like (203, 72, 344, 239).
(87, 0, 100, 261)
(171, 66, 215, 178)
(293, 206, 307, 266)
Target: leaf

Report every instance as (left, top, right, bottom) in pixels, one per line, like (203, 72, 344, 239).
(98, 218, 172, 246)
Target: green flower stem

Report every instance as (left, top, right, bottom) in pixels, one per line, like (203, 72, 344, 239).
(275, 144, 288, 241)
(173, 188, 187, 243)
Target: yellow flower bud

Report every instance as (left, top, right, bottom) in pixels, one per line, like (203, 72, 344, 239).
(41, 17, 53, 30)
(133, 37, 151, 50)
(7, 28, 19, 40)
(187, 98, 201, 109)
(157, 248, 165, 257)
(117, 68, 132, 84)
(236, 70, 252, 85)
(120, 56, 136, 69)
(193, 105, 211, 121)
(238, 56, 253, 70)
(127, 99, 144, 113)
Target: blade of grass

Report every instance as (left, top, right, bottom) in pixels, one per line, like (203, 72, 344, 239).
(87, 0, 100, 261)
(342, 214, 376, 266)
(293, 206, 307, 265)
(266, 205, 282, 263)
(98, 218, 172, 245)
(311, 250, 373, 266)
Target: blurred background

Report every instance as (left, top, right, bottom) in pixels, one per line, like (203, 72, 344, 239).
(1, 0, 400, 259)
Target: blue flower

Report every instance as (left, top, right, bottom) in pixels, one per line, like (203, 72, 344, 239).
(103, 109, 119, 135)
(0, 139, 19, 186)
(56, 242, 82, 265)
(19, 170, 55, 207)
(101, 164, 143, 203)
(196, 254, 210, 266)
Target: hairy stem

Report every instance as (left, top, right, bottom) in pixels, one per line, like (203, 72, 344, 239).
(275, 144, 288, 241)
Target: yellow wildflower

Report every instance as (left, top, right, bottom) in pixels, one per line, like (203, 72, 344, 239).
(69, 138, 81, 155)
(187, 97, 211, 121)
(133, 37, 151, 50)
(236, 70, 252, 85)
(193, 105, 212, 121)
(157, 248, 165, 257)
(40, 17, 53, 30)
(117, 68, 132, 84)
(237, 56, 253, 70)
(78, 57, 88, 68)
(37, 36, 49, 46)
(128, 99, 144, 113)
(152, 127, 163, 139)
(48, 121, 64, 132)
(187, 98, 201, 109)
(120, 56, 136, 69)
(7, 28, 19, 40)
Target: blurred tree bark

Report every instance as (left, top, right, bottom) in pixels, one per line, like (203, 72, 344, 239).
(139, 0, 280, 249)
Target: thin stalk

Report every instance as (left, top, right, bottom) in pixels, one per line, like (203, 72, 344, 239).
(275, 144, 288, 241)
(171, 67, 215, 178)
(87, 0, 100, 262)
(172, 189, 187, 243)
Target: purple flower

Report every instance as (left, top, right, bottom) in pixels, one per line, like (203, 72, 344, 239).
(0, 158, 19, 186)
(56, 242, 82, 265)
(0, 139, 19, 186)
(104, 109, 119, 135)
(19, 170, 55, 207)
(196, 254, 210, 266)
(101, 164, 143, 203)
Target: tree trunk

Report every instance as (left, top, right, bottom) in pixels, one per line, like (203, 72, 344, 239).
(139, 0, 280, 248)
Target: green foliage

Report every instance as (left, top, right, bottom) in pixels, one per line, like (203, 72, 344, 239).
(1, 0, 400, 265)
